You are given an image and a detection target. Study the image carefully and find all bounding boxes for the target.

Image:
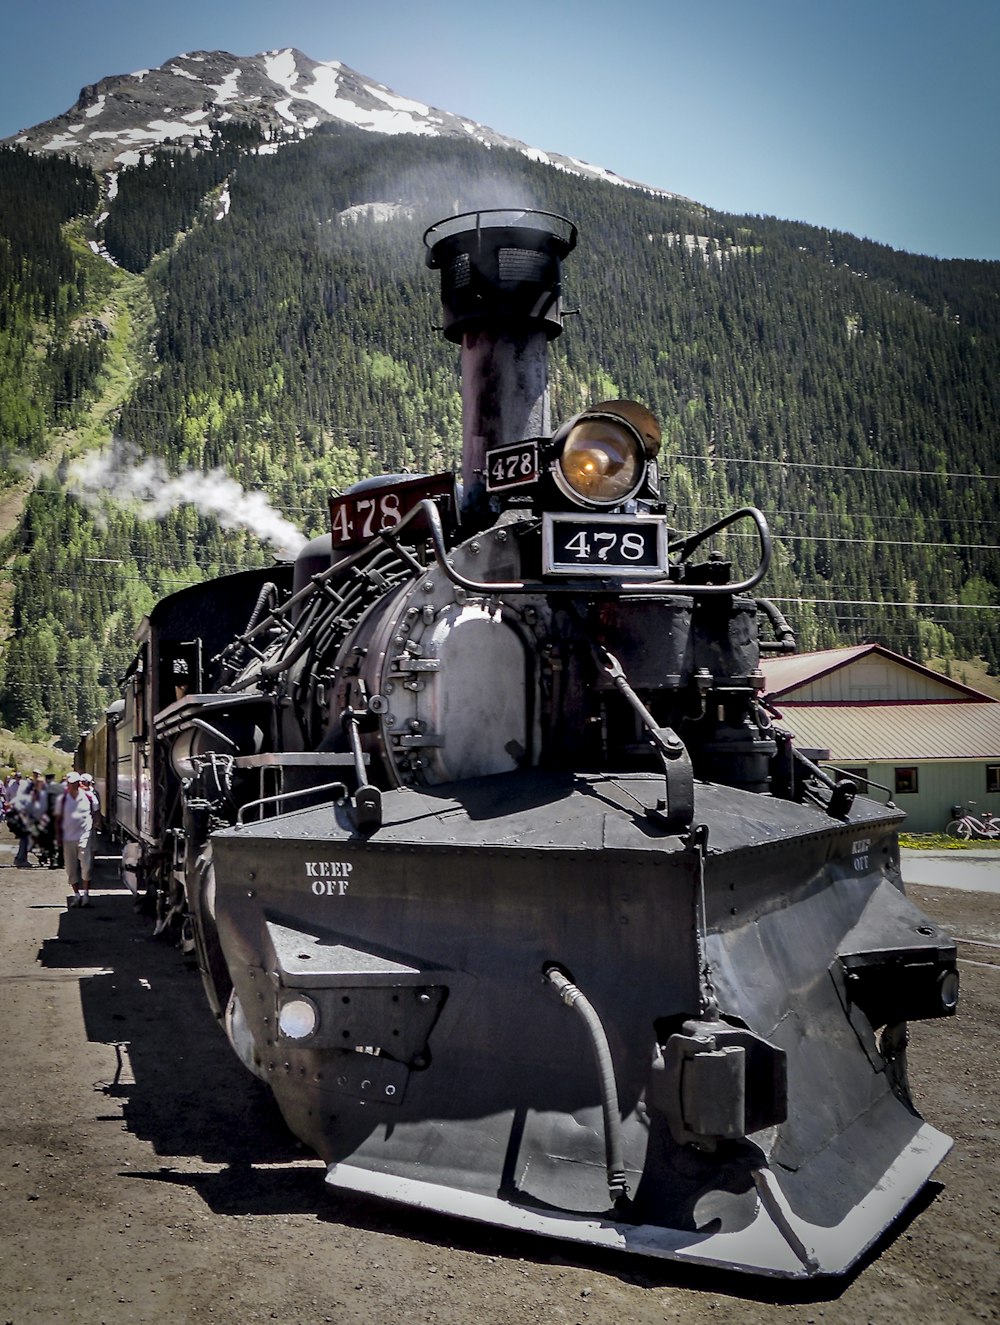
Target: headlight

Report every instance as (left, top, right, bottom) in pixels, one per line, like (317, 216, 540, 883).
(551, 401, 661, 509)
(278, 996, 320, 1040)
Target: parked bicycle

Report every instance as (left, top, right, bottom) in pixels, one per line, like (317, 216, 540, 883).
(945, 804, 1000, 839)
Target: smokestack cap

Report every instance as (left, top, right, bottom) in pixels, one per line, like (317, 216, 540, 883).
(425, 209, 577, 343)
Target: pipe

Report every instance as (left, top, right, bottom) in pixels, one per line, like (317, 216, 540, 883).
(755, 597, 797, 653)
(422, 499, 773, 598)
(542, 965, 630, 1205)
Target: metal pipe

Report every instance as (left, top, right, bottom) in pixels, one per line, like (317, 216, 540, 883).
(422, 500, 773, 598)
(755, 597, 797, 652)
(236, 779, 348, 825)
(542, 965, 630, 1205)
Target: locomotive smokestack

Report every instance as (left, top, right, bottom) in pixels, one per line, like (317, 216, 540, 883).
(424, 209, 577, 518)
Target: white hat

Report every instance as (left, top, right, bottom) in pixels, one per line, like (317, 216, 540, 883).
(66, 771, 81, 784)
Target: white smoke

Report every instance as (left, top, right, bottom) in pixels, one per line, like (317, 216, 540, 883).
(67, 440, 307, 558)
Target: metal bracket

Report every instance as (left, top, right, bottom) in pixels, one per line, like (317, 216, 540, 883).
(391, 656, 441, 674)
(598, 647, 694, 832)
(344, 708, 383, 833)
(395, 732, 444, 749)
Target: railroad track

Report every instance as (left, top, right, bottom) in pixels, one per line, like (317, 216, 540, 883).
(956, 936, 1000, 970)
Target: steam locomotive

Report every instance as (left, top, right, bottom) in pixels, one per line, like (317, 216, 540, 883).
(79, 209, 958, 1278)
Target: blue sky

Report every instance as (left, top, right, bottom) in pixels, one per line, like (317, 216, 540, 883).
(2, 0, 998, 260)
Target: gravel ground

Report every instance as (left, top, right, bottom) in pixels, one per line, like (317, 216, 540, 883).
(0, 832, 997, 1325)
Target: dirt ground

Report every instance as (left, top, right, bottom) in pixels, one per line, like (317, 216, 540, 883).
(0, 833, 997, 1325)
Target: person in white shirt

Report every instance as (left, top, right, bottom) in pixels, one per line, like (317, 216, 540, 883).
(55, 772, 97, 906)
(79, 773, 102, 831)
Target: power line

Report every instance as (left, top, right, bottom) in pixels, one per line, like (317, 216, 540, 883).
(674, 453, 1000, 481)
(771, 596, 1000, 610)
(14, 568, 1000, 613)
(673, 503, 1000, 530)
(15, 491, 1000, 553)
(46, 403, 1000, 481)
(20, 487, 999, 547)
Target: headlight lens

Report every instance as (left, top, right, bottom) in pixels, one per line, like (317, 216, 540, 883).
(939, 969, 960, 1013)
(278, 996, 320, 1040)
(557, 418, 645, 507)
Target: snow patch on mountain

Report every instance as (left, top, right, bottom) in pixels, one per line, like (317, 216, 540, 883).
(210, 67, 242, 104)
(338, 201, 415, 225)
(2, 46, 671, 202)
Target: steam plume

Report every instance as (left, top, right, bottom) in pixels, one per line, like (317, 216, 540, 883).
(68, 440, 307, 558)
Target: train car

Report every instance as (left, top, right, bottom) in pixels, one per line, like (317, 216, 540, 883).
(83, 565, 294, 914)
(81, 210, 958, 1279)
(75, 716, 112, 813)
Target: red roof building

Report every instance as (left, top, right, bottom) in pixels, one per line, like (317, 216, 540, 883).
(760, 644, 1000, 832)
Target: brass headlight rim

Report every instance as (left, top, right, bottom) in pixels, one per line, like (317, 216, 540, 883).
(552, 410, 648, 510)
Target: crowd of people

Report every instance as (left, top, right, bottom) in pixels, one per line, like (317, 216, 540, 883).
(2, 768, 102, 906)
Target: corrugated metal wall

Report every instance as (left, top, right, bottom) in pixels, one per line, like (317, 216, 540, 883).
(825, 759, 1000, 832)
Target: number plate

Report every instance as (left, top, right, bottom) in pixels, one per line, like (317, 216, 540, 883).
(542, 514, 668, 577)
(329, 473, 456, 549)
(486, 440, 539, 493)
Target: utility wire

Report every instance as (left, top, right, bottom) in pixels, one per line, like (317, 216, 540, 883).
(46, 402, 1000, 480)
(674, 453, 999, 481)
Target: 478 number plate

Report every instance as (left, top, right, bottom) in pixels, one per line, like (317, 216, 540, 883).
(542, 514, 668, 577)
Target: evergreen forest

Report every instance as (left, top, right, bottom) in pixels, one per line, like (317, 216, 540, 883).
(1, 124, 998, 746)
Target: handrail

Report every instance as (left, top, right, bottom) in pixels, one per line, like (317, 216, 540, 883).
(421, 500, 773, 598)
(236, 779, 348, 825)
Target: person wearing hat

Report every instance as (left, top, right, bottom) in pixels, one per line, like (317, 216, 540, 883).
(55, 772, 97, 906)
(11, 771, 45, 867)
(78, 772, 102, 833)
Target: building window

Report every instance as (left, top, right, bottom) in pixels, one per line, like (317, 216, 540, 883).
(987, 765, 1000, 794)
(894, 767, 919, 794)
(837, 766, 868, 787)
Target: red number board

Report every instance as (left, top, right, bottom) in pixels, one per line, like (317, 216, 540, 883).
(328, 473, 457, 550)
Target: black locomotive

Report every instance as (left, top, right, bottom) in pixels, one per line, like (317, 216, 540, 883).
(79, 209, 958, 1278)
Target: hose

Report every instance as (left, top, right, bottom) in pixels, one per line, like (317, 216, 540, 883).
(755, 597, 797, 653)
(543, 965, 630, 1205)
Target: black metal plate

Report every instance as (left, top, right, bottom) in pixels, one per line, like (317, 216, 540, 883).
(485, 439, 540, 492)
(542, 513, 667, 577)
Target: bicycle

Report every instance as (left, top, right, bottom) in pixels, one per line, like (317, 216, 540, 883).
(945, 804, 1000, 840)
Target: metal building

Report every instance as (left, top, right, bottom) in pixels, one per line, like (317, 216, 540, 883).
(761, 643, 1000, 832)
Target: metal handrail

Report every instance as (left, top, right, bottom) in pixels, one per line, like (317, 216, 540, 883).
(236, 779, 348, 825)
(421, 499, 773, 597)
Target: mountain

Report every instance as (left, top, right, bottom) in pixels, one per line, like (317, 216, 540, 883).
(3, 47, 653, 193)
(1, 54, 998, 745)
